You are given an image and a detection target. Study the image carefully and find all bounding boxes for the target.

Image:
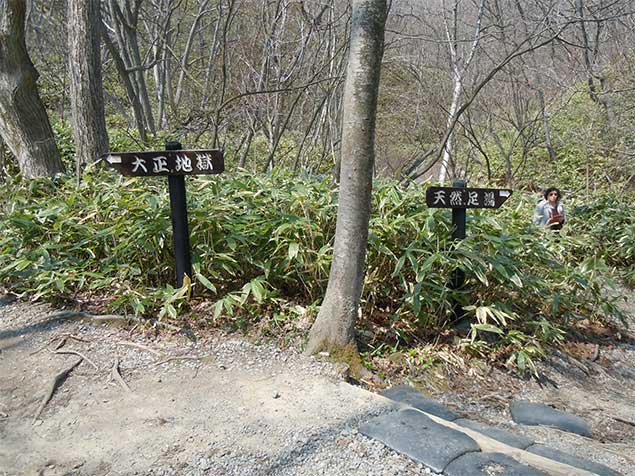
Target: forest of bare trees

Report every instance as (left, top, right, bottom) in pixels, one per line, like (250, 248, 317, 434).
(1, 0, 634, 371)
(1, 0, 634, 187)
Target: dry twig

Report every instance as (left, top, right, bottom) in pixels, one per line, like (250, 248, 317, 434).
(111, 357, 132, 393)
(32, 358, 83, 424)
(153, 355, 210, 367)
(117, 341, 163, 357)
(608, 414, 635, 427)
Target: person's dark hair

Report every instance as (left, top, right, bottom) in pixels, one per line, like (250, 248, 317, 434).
(543, 187, 561, 201)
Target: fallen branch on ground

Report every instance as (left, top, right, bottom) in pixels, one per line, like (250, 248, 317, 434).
(111, 357, 132, 393)
(117, 341, 163, 357)
(153, 355, 210, 367)
(32, 358, 83, 424)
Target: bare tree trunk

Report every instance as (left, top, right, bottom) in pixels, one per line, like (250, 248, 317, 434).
(306, 0, 387, 355)
(174, 0, 210, 109)
(67, 0, 109, 178)
(538, 90, 557, 162)
(102, 27, 148, 143)
(0, 0, 63, 178)
(107, 0, 156, 135)
(0, 135, 7, 181)
(437, 0, 484, 183)
(576, 0, 615, 129)
(439, 68, 461, 183)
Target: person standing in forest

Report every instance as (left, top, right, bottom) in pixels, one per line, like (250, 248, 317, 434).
(534, 187, 566, 230)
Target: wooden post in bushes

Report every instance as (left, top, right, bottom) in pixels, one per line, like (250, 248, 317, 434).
(165, 141, 192, 287)
(451, 179, 467, 318)
(425, 181, 513, 321)
(100, 142, 224, 288)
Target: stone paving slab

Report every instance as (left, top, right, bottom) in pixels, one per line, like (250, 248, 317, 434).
(0, 294, 16, 307)
(381, 385, 460, 421)
(526, 444, 622, 476)
(454, 418, 534, 449)
(444, 452, 549, 476)
(510, 400, 593, 437)
(359, 408, 480, 473)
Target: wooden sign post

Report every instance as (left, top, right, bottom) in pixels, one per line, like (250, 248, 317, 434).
(101, 142, 224, 287)
(426, 181, 513, 319)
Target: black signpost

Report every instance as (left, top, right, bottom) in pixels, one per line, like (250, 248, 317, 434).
(425, 181, 513, 319)
(101, 142, 224, 287)
(425, 184, 512, 210)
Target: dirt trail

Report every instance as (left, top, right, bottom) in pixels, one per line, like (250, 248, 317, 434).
(1, 294, 634, 476)
(0, 302, 408, 476)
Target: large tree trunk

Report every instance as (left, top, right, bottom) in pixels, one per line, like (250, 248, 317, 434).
(68, 0, 109, 174)
(0, 0, 63, 178)
(305, 0, 387, 355)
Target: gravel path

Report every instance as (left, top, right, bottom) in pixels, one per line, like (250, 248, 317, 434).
(2, 297, 634, 476)
(0, 300, 435, 476)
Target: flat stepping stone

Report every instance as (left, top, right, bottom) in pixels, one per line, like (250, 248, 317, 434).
(359, 408, 480, 473)
(454, 418, 534, 449)
(0, 294, 16, 307)
(444, 452, 548, 476)
(510, 400, 592, 437)
(381, 385, 459, 421)
(526, 444, 622, 476)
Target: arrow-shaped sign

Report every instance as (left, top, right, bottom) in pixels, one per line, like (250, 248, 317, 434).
(100, 149, 224, 176)
(105, 155, 122, 164)
(426, 186, 513, 209)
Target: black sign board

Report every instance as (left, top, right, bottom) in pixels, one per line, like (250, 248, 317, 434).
(100, 149, 224, 176)
(425, 186, 512, 209)
(100, 143, 225, 288)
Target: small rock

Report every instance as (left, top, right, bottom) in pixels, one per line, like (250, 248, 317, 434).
(272, 391, 281, 399)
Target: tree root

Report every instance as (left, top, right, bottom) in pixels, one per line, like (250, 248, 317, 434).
(32, 358, 83, 424)
(111, 357, 132, 393)
(53, 349, 98, 370)
(590, 344, 600, 362)
(29, 334, 88, 356)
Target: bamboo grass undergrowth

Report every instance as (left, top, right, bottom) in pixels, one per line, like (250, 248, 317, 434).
(0, 166, 632, 374)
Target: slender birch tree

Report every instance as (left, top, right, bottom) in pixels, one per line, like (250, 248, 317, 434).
(306, 0, 387, 354)
(438, 0, 485, 183)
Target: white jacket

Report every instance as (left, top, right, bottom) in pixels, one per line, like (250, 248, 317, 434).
(533, 199, 566, 226)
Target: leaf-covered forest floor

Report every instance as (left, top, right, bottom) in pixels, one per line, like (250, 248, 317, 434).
(1, 283, 633, 476)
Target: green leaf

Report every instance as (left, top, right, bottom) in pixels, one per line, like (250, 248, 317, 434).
(288, 242, 300, 260)
(250, 278, 266, 303)
(195, 273, 217, 293)
(471, 323, 504, 335)
(392, 255, 406, 277)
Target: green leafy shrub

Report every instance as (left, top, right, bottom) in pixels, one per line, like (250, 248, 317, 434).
(0, 168, 631, 373)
